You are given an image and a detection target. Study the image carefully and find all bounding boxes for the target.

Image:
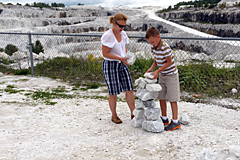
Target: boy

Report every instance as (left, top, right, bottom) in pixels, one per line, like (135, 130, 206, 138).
(145, 27, 181, 131)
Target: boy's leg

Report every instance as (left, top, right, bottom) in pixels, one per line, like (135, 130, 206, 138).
(170, 101, 178, 120)
(109, 95, 118, 118)
(125, 90, 135, 116)
(160, 99, 167, 117)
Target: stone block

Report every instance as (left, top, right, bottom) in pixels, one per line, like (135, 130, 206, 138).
(135, 99, 145, 109)
(144, 72, 154, 79)
(146, 84, 162, 92)
(179, 112, 190, 125)
(138, 79, 147, 89)
(145, 108, 160, 120)
(135, 77, 143, 86)
(143, 78, 157, 84)
(126, 51, 136, 65)
(131, 117, 144, 128)
(136, 88, 158, 101)
(142, 99, 156, 108)
(142, 118, 164, 133)
(133, 108, 145, 119)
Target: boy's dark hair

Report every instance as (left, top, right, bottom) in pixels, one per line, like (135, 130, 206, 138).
(145, 27, 160, 39)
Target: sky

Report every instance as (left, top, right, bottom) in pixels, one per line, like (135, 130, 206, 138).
(0, 0, 186, 9)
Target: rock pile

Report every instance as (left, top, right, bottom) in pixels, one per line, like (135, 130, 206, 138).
(131, 72, 164, 132)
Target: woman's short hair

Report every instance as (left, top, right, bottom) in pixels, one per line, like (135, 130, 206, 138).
(110, 13, 128, 24)
(145, 27, 160, 39)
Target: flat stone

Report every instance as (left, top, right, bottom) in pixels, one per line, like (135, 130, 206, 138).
(136, 88, 159, 101)
(145, 108, 160, 120)
(138, 79, 147, 89)
(142, 118, 164, 133)
(143, 78, 157, 84)
(126, 51, 136, 65)
(133, 108, 145, 119)
(135, 77, 144, 86)
(144, 72, 154, 79)
(142, 99, 156, 108)
(179, 112, 190, 125)
(135, 99, 145, 109)
(131, 117, 144, 128)
(146, 84, 162, 92)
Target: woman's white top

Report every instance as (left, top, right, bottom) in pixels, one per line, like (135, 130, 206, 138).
(101, 29, 129, 61)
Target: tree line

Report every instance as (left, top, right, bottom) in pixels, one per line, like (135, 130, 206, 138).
(158, 0, 222, 13)
(0, 2, 85, 8)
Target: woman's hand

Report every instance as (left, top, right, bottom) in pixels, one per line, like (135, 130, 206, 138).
(121, 57, 130, 66)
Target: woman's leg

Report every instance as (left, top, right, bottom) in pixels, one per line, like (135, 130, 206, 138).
(109, 95, 118, 118)
(125, 90, 135, 115)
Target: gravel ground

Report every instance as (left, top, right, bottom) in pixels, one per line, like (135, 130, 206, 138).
(0, 73, 240, 160)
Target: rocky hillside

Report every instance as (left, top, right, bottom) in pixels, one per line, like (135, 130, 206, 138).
(157, 8, 240, 37)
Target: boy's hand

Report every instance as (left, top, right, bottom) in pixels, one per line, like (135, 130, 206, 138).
(146, 68, 153, 73)
(151, 70, 159, 79)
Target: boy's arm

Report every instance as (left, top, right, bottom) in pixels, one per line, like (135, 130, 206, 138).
(102, 45, 130, 65)
(146, 59, 157, 73)
(152, 56, 172, 79)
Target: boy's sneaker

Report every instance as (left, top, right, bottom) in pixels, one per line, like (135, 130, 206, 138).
(161, 117, 169, 126)
(164, 120, 181, 131)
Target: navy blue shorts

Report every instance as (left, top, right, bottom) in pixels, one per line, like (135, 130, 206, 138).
(102, 60, 133, 95)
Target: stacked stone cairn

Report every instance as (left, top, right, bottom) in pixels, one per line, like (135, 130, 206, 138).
(131, 73, 164, 133)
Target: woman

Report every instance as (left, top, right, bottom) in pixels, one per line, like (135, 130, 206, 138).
(101, 13, 135, 124)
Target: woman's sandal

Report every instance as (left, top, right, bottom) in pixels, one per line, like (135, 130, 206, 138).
(111, 116, 122, 124)
(131, 114, 134, 119)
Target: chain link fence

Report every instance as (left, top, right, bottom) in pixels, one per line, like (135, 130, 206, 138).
(0, 32, 240, 108)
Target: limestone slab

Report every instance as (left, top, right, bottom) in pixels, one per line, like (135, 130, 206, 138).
(146, 84, 162, 92)
(136, 88, 158, 101)
(133, 108, 145, 119)
(131, 117, 144, 128)
(142, 99, 156, 108)
(142, 118, 164, 133)
(145, 108, 160, 121)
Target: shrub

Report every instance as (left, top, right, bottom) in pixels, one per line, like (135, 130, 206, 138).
(5, 44, 18, 56)
(32, 40, 44, 54)
(0, 48, 4, 52)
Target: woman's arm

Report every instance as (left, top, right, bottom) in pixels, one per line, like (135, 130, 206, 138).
(102, 45, 130, 65)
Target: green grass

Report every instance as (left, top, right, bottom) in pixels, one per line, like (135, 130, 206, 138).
(0, 56, 239, 100)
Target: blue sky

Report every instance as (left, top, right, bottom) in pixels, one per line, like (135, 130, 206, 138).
(0, 0, 186, 8)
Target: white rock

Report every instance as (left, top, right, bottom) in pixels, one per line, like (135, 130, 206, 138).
(130, 117, 144, 128)
(142, 99, 156, 108)
(126, 51, 136, 65)
(0, 52, 9, 59)
(143, 78, 157, 84)
(142, 118, 164, 133)
(135, 99, 145, 109)
(231, 88, 237, 94)
(135, 77, 144, 86)
(138, 79, 147, 89)
(229, 145, 240, 158)
(10, 51, 27, 60)
(136, 88, 159, 101)
(145, 108, 160, 121)
(133, 108, 145, 119)
(144, 72, 154, 79)
(146, 84, 162, 92)
(179, 112, 190, 125)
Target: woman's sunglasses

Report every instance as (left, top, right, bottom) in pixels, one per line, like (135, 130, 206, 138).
(115, 22, 126, 28)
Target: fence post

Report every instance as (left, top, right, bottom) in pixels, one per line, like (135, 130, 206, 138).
(28, 34, 34, 76)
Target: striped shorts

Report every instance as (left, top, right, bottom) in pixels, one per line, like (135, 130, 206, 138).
(102, 60, 133, 95)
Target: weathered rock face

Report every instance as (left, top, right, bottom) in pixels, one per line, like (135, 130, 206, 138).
(157, 9, 240, 37)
